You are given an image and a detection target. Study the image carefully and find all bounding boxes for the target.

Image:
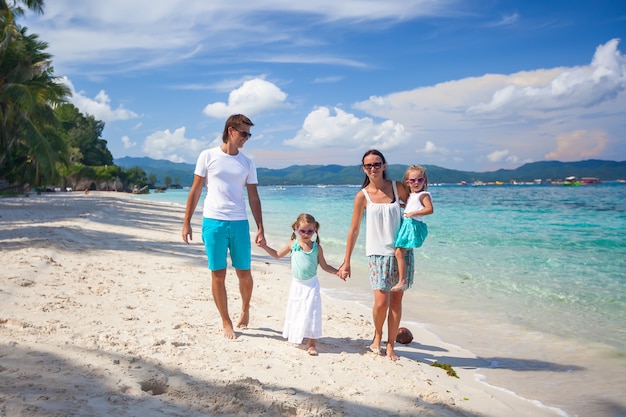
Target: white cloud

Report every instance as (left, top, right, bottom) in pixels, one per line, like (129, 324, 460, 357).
(142, 127, 211, 163)
(468, 39, 626, 115)
(353, 39, 626, 169)
(203, 78, 288, 118)
(487, 12, 519, 27)
(545, 130, 608, 161)
(121, 136, 136, 149)
(60, 77, 139, 122)
(21, 0, 461, 75)
(487, 150, 513, 163)
(313, 76, 343, 83)
(284, 107, 410, 150)
(420, 140, 448, 155)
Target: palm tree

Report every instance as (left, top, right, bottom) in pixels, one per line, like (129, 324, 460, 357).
(1, 0, 72, 189)
(0, 1, 44, 16)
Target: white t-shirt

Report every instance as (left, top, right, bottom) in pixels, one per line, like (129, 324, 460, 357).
(194, 147, 258, 221)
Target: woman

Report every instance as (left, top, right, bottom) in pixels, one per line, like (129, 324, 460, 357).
(338, 149, 413, 361)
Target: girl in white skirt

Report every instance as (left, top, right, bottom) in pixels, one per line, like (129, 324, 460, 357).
(391, 165, 434, 292)
(258, 213, 344, 355)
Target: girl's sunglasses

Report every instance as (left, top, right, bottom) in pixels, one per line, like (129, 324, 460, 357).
(298, 229, 315, 235)
(407, 177, 425, 184)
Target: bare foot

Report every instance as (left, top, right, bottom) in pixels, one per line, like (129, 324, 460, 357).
(368, 344, 382, 355)
(223, 325, 237, 340)
(368, 335, 382, 355)
(236, 310, 249, 329)
(390, 281, 407, 292)
(386, 345, 399, 361)
(307, 346, 318, 356)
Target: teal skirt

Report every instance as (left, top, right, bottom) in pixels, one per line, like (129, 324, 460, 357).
(394, 218, 428, 249)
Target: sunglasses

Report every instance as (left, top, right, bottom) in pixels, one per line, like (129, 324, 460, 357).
(363, 162, 383, 170)
(298, 228, 315, 235)
(233, 128, 252, 138)
(407, 177, 425, 184)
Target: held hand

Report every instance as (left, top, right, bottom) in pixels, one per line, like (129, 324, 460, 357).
(338, 263, 351, 280)
(255, 231, 266, 247)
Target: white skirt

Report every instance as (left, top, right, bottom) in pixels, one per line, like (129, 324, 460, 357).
(283, 275, 322, 344)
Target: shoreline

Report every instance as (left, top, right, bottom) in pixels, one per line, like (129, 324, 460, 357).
(0, 192, 609, 416)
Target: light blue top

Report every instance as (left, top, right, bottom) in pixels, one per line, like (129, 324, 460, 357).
(291, 240, 318, 281)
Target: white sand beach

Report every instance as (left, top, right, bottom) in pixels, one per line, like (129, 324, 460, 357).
(0, 192, 566, 417)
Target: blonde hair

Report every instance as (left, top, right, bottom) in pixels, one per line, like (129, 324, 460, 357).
(290, 213, 321, 244)
(402, 165, 428, 192)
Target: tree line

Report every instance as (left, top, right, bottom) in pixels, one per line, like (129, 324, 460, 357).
(0, 0, 148, 193)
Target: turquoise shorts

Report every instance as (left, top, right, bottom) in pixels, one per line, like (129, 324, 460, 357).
(202, 218, 251, 271)
(367, 250, 414, 291)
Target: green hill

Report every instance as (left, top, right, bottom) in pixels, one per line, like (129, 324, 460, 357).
(114, 157, 195, 186)
(114, 157, 626, 186)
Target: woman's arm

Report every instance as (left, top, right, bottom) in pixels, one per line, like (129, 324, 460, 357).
(339, 191, 366, 278)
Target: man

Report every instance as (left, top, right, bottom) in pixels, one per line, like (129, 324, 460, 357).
(182, 114, 265, 339)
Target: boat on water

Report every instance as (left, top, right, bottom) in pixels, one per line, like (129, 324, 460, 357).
(563, 176, 580, 186)
(562, 176, 602, 186)
(580, 177, 601, 185)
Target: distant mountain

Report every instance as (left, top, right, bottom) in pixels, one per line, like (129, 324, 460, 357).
(114, 156, 626, 186)
(115, 157, 195, 186)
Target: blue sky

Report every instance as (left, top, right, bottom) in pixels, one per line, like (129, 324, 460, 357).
(19, 0, 626, 171)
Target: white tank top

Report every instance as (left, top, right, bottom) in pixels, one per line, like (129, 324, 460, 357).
(406, 191, 431, 221)
(362, 181, 402, 257)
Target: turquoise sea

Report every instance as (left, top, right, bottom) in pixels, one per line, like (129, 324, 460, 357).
(133, 182, 626, 416)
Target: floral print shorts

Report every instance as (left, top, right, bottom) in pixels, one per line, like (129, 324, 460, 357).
(368, 250, 414, 291)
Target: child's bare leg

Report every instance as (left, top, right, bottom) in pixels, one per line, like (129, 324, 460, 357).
(391, 247, 408, 292)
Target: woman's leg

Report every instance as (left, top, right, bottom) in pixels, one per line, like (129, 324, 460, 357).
(370, 289, 390, 353)
(386, 290, 404, 361)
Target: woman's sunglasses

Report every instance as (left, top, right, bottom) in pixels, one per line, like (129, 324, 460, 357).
(363, 162, 383, 170)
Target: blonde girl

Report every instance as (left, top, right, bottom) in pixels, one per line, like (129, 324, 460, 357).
(391, 165, 433, 292)
(258, 213, 344, 355)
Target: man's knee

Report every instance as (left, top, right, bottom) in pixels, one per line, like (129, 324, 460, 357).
(211, 269, 227, 280)
(235, 269, 252, 279)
